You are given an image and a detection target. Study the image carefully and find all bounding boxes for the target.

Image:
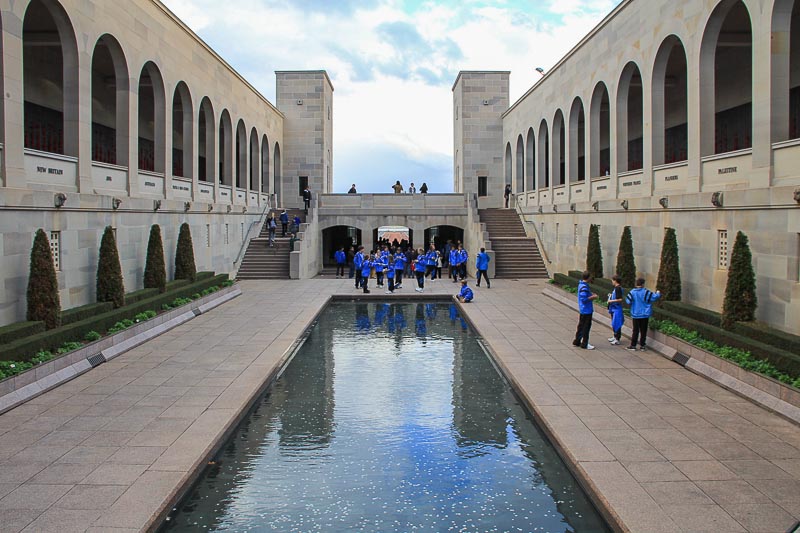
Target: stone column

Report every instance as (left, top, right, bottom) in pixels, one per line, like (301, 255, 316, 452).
(750, 12, 773, 189)
(1, 9, 26, 189)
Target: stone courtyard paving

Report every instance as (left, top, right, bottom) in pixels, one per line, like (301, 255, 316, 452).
(0, 278, 795, 532)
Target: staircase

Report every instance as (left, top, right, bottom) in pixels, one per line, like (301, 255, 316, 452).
(236, 209, 305, 280)
(478, 209, 549, 279)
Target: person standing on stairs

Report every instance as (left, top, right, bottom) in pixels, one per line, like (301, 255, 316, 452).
(504, 184, 512, 208)
(267, 214, 277, 248)
(302, 186, 312, 214)
(280, 209, 289, 237)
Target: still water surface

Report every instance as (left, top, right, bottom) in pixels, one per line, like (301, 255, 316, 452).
(162, 302, 610, 532)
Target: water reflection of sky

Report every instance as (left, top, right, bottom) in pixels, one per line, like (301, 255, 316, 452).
(161, 303, 609, 533)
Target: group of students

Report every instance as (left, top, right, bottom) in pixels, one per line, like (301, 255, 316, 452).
(341, 244, 489, 302)
(574, 271, 661, 351)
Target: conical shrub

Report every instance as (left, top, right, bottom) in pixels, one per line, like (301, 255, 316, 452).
(26, 229, 61, 329)
(97, 226, 125, 308)
(656, 227, 681, 301)
(586, 224, 603, 279)
(174, 222, 196, 281)
(143, 224, 166, 293)
(722, 231, 757, 328)
(615, 226, 636, 288)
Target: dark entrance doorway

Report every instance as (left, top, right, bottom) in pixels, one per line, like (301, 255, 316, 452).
(425, 226, 464, 251)
(322, 226, 361, 266)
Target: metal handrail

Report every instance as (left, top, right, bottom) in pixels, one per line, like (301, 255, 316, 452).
(518, 205, 552, 265)
(233, 201, 270, 266)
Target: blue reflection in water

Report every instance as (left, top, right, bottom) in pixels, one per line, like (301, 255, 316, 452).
(161, 303, 610, 533)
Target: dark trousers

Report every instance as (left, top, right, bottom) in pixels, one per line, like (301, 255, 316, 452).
(388, 278, 395, 292)
(336, 264, 345, 277)
(376, 271, 384, 286)
(395, 269, 403, 285)
(281, 223, 287, 237)
(362, 276, 369, 292)
(451, 265, 459, 282)
(574, 313, 593, 348)
(416, 271, 425, 288)
(477, 269, 490, 287)
(355, 271, 362, 288)
(303, 199, 310, 213)
(426, 265, 436, 279)
(348, 264, 354, 278)
(459, 264, 467, 279)
(631, 318, 650, 347)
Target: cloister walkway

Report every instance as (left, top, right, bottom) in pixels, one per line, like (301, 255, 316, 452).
(0, 279, 795, 532)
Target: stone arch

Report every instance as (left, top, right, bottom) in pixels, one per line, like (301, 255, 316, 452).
(424, 224, 464, 250)
(552, 110, 566, 185)
(699, 0, 753, 155)
(568, 97, 586, 182)
(261, 134, 270, 193)
(617, 61, 644, 172)
(590, 82, 611, 178)
(218, 109, 233, 185)
(525, 127, 535, 191)
(504, 142, 512, 186)
(197, 97, 214, 182)
(537, 119, 550, 188)
(652, 35, 688, 165)
(771, 0, 800, 141)
(172, 81, 193, 178)
(273, 141, 282, 205)
(249, 127, 259, 191)
(138, 61, 166, 173)
(23, 0, 80, 156)
(235, 119, 247, 189)
(91, 34, 129, 166)
(515, 134, 524, 193)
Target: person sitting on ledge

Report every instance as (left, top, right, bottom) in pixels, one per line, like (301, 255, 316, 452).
(456, 279, 474, 303)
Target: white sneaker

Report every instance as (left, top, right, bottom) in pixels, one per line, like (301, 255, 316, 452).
(415, 287, 422, 292)
(610, 339, 620, 345)
(608, 337, 615, 343)
(585, 344, 596, 350)
(385, 291, 392, 294)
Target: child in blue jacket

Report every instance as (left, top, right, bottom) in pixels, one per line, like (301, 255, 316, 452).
(394, 251, 405, 288)
(360, 254, 374, 294)
(414, 250, 427, 292)
(475, 248, 491, 288)
(607, 275, 624, 345)
(457, 279, 474, 303)
(573, 271, 598, 350)
(625, 277, 661, 351)
(334, 247, 346, 279)
(374, 253, 386, 287)
(385, 258, 396, 294)
(353, 246, 365, 289)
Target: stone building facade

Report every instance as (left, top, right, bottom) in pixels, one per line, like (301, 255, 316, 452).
(454, 0, 800, 334)
(0, 0, 330, 326)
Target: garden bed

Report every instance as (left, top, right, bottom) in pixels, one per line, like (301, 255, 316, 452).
(0, 281, 241, 414)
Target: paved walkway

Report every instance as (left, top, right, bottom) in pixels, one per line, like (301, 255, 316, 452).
(0, 278, 795, 532)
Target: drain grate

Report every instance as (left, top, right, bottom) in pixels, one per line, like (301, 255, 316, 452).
(86, 353, 106, 367)
(673, 352, 690, 367)
(192, 308, 202, 316)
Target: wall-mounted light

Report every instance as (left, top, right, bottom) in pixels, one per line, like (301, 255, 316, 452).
(553, 204, 558, 213)
(537, 206, 543, 213)
(112, 197, 122, 210)
(569, 203, 576, 212)
(207, 204, 214, 212)
(54, 193, 67, 208)
(242, 206, 248, 214)
(711, 191, 724, 208)
(620, 199, 629, 210)
(226, 205, 232, 213)
(153, 200, 161, 212)
(659, 197, 669, 209)
(184, 201, 191, 212)
(592, 201, 599, 211)
(794, 188, 800, 204)
(535, 67, 545, 76)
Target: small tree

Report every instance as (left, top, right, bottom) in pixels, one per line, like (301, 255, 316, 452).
(722, 231, 757, 328)
(615, 226, 636, 288)
(97, 226, 125, 308)
(656, 227, 681, 301)
(174, 222, 196, 281)
(586, 224, 603, 279)
(26, 229, 61, 329)
(143, 224, 167, 293)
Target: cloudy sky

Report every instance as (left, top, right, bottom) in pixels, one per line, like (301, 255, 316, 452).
(163, 0, 620, 193)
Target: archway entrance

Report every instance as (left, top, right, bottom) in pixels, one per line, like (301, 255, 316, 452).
(373, 226, 412, 251)
(322, 226, 362, 266)
(424, 226, 464, 251)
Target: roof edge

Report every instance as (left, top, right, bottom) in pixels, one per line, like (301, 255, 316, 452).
(275, 70, 335, 92)
(452, 71, 511, 92)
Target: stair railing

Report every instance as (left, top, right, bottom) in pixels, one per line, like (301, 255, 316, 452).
(232, 202, 270, 275)
(516, 204, 553, 271)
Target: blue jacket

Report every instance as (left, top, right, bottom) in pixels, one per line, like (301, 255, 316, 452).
(577, 280, 594, 314)
(476, 252, 490, 270)
(426, 250, 437, 266)
(354, 252, 364, 269)
(625, 287, 661, 319)
(386, 268, 395, 279)
(458, 249, 468, 264)
(334, 250, 346, 264)
(374, 256, 385, 272)
(449, 250, 458, 266)
(459, 285, 474, 302)
(414, 257, 427, 272)
(279, 212, 289, 223)
(394, 253, 405, 269)
(361, 259, 373, 277)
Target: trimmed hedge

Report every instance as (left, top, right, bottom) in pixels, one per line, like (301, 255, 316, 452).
(0, 273, 227, 362)
(567, 271, 614, 291)
(732, 321, 800, 356)
(661, 301, 722, 327)
(652, 307, 800, 377)
(0, 321, 45, 346)
(61, 302, 115, 326)
(125, 288, 160, 306)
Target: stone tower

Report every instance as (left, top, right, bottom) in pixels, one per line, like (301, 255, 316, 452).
(452, 71, 509, 207)
(276, 71, 334, 208)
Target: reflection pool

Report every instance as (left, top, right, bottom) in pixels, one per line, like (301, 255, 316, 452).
(161, 302, 610, 532)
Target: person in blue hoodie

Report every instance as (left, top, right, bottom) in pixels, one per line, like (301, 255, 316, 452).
(385, 257, 396, 294)
(625, 277, 661, 351)
(374, 251, 387, 287)
(334, 247, 346, 279)
(279, 210, 289, 237)
(573, 271, 598, 350)
(414, 250, 427, 292)
(475, 248, 491, 288)
(425, 245, 438, 281)
(456, 279, 474, 303)
(360, 253, 374, 294)
(353, 246, 365, 289)
(457, 244, 468, 280)
(607, 275, 624, 345)
(394, 251, 405, 288)
(449, 247, 459, 282)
